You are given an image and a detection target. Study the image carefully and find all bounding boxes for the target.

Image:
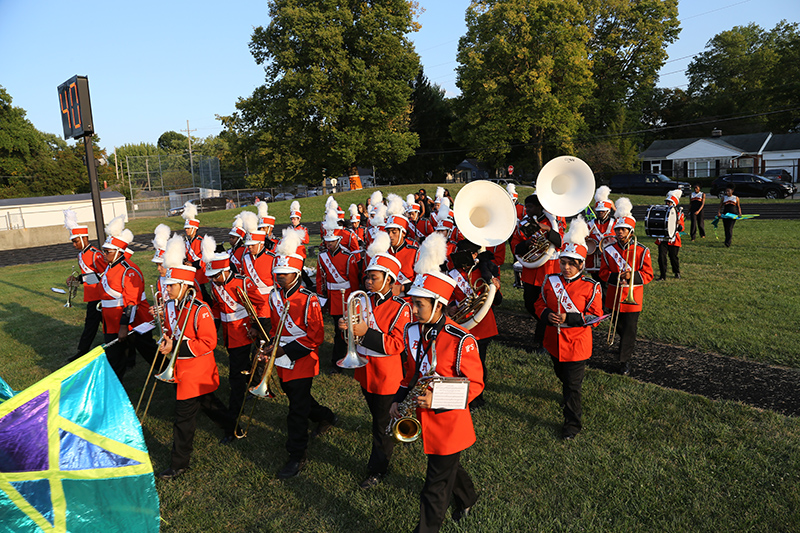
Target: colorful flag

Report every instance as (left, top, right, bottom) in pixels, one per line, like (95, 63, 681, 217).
(0, 377, 15, 404)
(0, 346, 160, 532)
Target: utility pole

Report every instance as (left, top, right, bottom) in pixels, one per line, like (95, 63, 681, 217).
(113, 147, 120, 182)
(181, 120, 197, 190)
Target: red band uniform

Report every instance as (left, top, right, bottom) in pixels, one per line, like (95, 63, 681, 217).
(654, 190, 685, 280)
(76, 238, 107, 357)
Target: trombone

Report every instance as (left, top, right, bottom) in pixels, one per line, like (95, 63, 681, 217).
(337, 290, 368, 369)
(234, 300, 291, 439)
(603, 236, 639, 346)
(136, 285, 167, 420)
(65, 266, 79, 308)
(155, 287, 198, 383)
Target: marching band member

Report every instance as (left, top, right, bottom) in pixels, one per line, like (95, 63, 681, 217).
(599, 198, 654, 375)
(349, 203, 367, 247)
(99, 215, 158, 381)
(507, 183, 525, 221)
(337, 236, 412, 489)
(447, 239, 500, 411)
(534, 218, 603, 440)
(689, 184, 706, 240)
(390, 233, 484, 532)
(433, 204, 458, 261)
(385, 194, 419, 296)
(586, 186, 616, 284)
(156, 260, 232, 480)
(203, 236, 268, 439)
(257, 201, 277, 251)
(718, 186, 741, 248)
(151, 223, 171, 302)
(317, 208, 362, 371)
(367, 190, 383, 216)
(511, 194, 564, 349)
(655, 189, 684, 280)
(365, 202, 387, 248)
(269, 228, 338, 479)
(288, 200, 310, 258)
(240, 211, 274, 321)
(326, 197, 360, 252)
(407, 193, 433, 243)
(63, 209, 107, 362)
(228, 214, 247, 274)
(181, 201, 211, 302)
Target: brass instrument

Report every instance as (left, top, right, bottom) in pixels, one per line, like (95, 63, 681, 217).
(155, 287, 197, 383)
(387, 368, 436, 443)
(449, 267, 497, 330)
(337, 290, 369, 369)
(136, 285, 168, 420)
(603, 235, 639, 346)
(235, 286, 270, 345)
(516, 218, 557, 268)
(65, 266, 79, 308)
(235, 300, 291, 439)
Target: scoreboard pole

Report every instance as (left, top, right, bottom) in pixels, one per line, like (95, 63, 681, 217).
(83, 136, 105, 248)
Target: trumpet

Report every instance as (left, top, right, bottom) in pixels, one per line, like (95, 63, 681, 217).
(604, 235, 639, 346)
(235, 300, 291, 439)
(65, 266, 79, 308)
(136, 285, 168, 420)
(337, 290, 368, 369)
(155, 287, 197, 383)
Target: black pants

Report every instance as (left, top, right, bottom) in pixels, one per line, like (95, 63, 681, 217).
(171, 391, 232, 470)
(614, 312, 640, 363)
(227, 344, 253, 425)
(551, 357, 586, 437)
(470, 338, 491, 409)
(360, 388, 395, 476)
(523, 283, 547, 345)
(415, 451, 478, 533)
(331, 314, 346, 366)
(280, 377, 335, 461)
(657, 242, 680, 278)
(723, 218, 736, 247)
(76, 300, 102, 356)
(104, 331, 159, 382)
(690, 209, 705, 239)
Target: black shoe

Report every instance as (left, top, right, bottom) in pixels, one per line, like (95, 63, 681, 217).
(359, 473, 384, 489)
(157, 467, 187, 480)
(452, 502, 475, 522)
(561, 433, 576, 441)
(311, 415, 338, 438)
(277, 458, 305, 479)
(621, 362, 631, 376)
(674, 273, 681, 279)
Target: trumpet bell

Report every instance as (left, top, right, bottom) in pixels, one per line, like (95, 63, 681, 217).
(453, 180, 517, 247)
(155, 366, 176, 384)
(536, 156, 596, 217)
(249, 379, 276, 399)
(336, 351, 368, 369)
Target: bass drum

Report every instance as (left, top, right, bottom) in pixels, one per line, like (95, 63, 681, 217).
(645, 205, 677, 239)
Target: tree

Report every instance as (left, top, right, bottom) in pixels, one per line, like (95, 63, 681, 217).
(452, 0, 594, 172)
(0, 85, 48, 177)
(221, 0, 422, 187)
(157, 131, 189, 153)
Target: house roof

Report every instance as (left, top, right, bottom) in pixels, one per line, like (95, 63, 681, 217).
(0, 190, 125, 208)
(765, 133, 800, 152)
(641, 132, 773, 159)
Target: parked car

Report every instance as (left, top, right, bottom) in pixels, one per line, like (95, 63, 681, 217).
(307, 188, 322, 197)
(608, 173, 690, 196)
(167, 197, 233, 216)
(762, 169, 793, 182)
(710, 174, 796, 199)
(274, 192, 295, 202)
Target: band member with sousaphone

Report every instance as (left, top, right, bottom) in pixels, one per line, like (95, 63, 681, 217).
(599, 198, 654, 375)
(585, 186, 616, 284)
(269, 228, 337, 479)
(655, 189, 685, 280)
(337, 235, 412, 489)
(156, 261, 233, 480)
(390, 232, 484, 532)
(534, 218, 604, 440)
(63, 209, 107, 362)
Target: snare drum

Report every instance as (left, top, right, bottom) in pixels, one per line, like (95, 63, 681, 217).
(645, 205, 677, 239)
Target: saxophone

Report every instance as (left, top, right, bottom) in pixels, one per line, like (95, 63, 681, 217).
(387, 366, 437, 443)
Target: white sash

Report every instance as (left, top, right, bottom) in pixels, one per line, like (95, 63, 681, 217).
(244, 254, 272, 295)
(406, 326, 433, 375)
(319, 252, 348, 288)
(449, 269, 471, 303)
(78, 252, 93, 275)
(548, 276, 579, 313)
(167, 300, 180, 339)
(185, 240, 201, 262)
(215, 284, 247, 322)
(271, 292, 308, 369)
(605, 245, 631, 274)
(101, 271, 123, 306)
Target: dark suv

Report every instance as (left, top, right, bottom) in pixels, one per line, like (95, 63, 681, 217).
(608, 173, 690, 196)
(710, 174, 796, 199)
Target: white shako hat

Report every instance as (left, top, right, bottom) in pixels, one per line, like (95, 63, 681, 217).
(408, 232, 455, 307)
(182, 201, 199, 230)
(164, 235, 195, 284)
(241, 211, 266, 246)
(102, 214, 133, 252)
(322, 207, 341, 242)
(365, 232, 401, 281)
(151, 223, 171, 263)
(594, 185, 614, 212)
(273, 228, 305, 274)
(202, 235, 230, 277)
(614, 197, 636, 230)
(63, 209, 89, 241)
(559, 217, 590, 261)
(666, 189, 682, 206)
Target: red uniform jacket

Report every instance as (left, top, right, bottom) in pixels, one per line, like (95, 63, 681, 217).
(486, 243, 506, 270)
(316, 246, 361, 315)
(211, 274, 267, 349)
(241, 248, 274, 318)
(388, 240, 419, 288)
(164, 296, 220, 400)
(515, 203, 525, 221)
(289, 224, 310, 258)
(100, 257, 151, 334)
(534, 274, 603, 361)
(408, 218, 433, 243)
(586, 217, 616, 272)
(185, 236, 209, 285)
(269, 283, 324, 382)
(338, 228, 362, 252)
(229, 243, 246, 274)
(654, 209, 685, 247)
(599, 239, 654, 313)
(510, 212, 563, 286)
(397, 317, 484, 455)
(353, 292, 411, 395)
(352, 225, 366, 245)
(448, 267, 498, 340)
(77, 244, 107, 302)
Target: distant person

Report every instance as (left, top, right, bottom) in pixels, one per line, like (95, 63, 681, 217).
(689, 185, 706, 240)
(254, 196, 260, 205)
(718, 187, 742, 248)
(225, 198, 235, 210)
(417, 188, 433, 218)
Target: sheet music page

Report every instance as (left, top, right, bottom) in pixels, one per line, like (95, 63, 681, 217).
(132, 322, 155, 334)
(430, 379, 470, 410)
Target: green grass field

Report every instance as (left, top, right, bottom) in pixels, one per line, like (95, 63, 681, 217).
(2, 190, 799, 531)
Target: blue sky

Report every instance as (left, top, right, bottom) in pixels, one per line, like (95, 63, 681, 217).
(1, 0, 796, 153)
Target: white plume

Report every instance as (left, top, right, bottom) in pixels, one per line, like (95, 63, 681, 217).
(367, 231, 391, 258)
(120, 229, 134, 245)
(152, 223, 171, 251)
(164, 235, 186, 269)
(257, 201, 269, 218)
(105, 214, 126, 238)
(325, 196, 338, 212)
(323, 208, 339, 232)
(435, 186, 444, 200)
(182, 201, 198, 221)
(240, 211, 259, 234)
(406, 194, 416, 206)
(595, 185, 611, 203)
(506, 183, 516, 198)
(415, 233, 447, 275)
(349, 203, 359, 218)
(371, 204, 387, 227)
(276, 228, 303, 256)
(564, 216, 590, 247)
(63, 209, 79, 230)
(436, 202, 450, 222)
(290, 200, 301, 213)
(386, 194, 405, 216)
(231, 213, 243, 230)
(615, 197, 633, 218)
(369, 191, 383, 207)
(667, 189, 683, 202)
(441, 196, 451, 209)
(202, 234, 217, 264)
